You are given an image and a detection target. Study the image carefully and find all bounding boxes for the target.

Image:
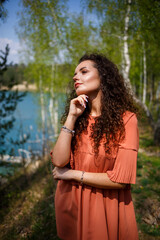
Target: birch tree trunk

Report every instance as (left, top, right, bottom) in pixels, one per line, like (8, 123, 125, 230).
(122, 0, 132, 90)
(54, 99, 59, 136)
(142, 41, 147, 105)
(49, 64, 55, 133)
(39, 75, 46, 157)
(49, 64, 59, 137)
(139, 53, 143, 101)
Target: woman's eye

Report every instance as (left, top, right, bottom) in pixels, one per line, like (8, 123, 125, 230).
(82, 71, 87, 74)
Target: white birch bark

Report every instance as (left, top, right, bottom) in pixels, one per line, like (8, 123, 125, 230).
(49, 64, 59, 136)
(139, 53, 143, 101)
(54, 99, 58, 136)
(49, 64, 55, 133)
(39, 75, 46, 156)
(122, 0, 132, 90)
(121, 45, 125, 78)
(142, 41, 147, 104)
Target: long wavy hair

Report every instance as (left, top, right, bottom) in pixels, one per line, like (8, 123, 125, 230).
(61, 53, 138, 156)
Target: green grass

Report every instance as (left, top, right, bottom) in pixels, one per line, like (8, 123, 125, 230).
(132, 152, 160, 239)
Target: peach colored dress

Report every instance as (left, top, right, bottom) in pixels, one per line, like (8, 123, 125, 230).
(51, 111, 139, 240)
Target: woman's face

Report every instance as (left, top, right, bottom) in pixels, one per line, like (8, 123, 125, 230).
(73, 60, 101, 97)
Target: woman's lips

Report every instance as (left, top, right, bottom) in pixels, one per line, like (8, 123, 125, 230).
(75, 83, 82, 88)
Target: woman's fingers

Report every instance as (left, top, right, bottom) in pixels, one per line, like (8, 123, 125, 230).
(69, 94, 89, 117)
(52, 167, 58, 179)
(73, 95, 88, 108)
(78, 95, 88, 104)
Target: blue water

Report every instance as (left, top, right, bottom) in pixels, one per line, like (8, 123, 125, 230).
(3, 91, 66, 159)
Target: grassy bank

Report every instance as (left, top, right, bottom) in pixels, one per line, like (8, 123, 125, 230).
(0, 116, 160, 239)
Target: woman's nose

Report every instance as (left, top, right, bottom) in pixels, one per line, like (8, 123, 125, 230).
(73, 74, 79, 82)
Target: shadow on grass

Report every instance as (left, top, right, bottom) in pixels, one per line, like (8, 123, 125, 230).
(0, 161, 60, 240)
(0, 160, 53, 223)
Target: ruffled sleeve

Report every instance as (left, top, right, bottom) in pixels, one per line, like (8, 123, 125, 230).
(106, 112, 139, 184)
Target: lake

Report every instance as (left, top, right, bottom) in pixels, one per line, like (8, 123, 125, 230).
(0, 91, 66, 176)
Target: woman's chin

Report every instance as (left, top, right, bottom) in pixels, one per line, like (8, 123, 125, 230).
(76, 89, 88, 96)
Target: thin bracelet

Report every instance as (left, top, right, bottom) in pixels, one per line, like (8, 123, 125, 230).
(61, 126, 75, 136)
(80, 171, 85, 185)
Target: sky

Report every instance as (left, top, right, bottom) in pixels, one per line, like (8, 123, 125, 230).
(0, 0, 82, 64)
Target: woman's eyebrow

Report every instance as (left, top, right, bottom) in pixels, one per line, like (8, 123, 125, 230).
(74, 67, 87, 76)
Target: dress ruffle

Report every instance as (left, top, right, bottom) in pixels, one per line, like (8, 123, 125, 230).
(107, 112, 139, 184)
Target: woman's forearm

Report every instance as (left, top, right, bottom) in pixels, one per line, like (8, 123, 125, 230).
(53, 167, 126, 189)
(51, 115, 77, 167)
(73, 170, 126, 189)
(52, 95, 88, 167)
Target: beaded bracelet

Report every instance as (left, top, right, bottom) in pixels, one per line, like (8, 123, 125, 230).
(61, 126, 75, 136)
(80, 171, 85, 185)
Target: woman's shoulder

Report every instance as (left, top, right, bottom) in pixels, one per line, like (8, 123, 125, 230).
(122, 111, 137, 125)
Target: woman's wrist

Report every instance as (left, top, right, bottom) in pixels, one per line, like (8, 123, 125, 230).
(72, 170, 82, 182)
(64, 114, 77, 130)
(67, 113, 77, 122)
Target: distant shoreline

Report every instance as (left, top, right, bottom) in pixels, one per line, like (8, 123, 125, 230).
(0, 81, 37, 92)
(0, 82, 66, 93)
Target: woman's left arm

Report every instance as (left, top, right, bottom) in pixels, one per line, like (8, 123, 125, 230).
(52, 167, 126, 189)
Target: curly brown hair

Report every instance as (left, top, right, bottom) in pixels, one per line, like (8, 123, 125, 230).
(61, 53, 138, 156)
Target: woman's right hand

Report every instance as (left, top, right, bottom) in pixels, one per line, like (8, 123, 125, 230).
(68, 94, 88, 118)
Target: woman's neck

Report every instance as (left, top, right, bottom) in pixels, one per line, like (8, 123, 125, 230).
(88, 90, 102, 117)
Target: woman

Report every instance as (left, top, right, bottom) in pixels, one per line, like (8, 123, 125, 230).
(50, 53, 139, 240)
